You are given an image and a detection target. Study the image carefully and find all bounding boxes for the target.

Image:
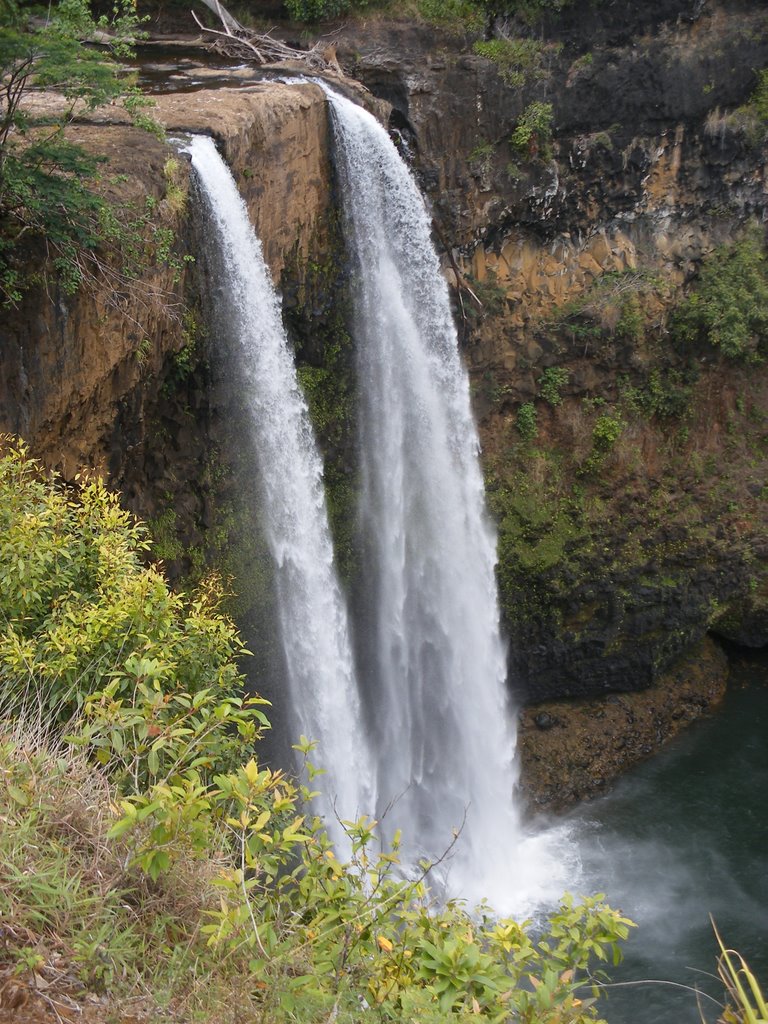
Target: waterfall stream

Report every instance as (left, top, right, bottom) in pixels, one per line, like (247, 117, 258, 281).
(188, 104, 576, 914)
(322, 88, 577, 913)
(187, 134, 372, 843)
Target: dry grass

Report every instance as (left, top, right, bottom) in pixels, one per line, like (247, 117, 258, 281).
(0, 722, 237, 1024)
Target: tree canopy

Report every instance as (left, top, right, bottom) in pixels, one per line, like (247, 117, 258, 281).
(0, 0, 144, 303)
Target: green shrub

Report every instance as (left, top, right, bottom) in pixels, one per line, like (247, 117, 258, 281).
(618, 368, 694, 420)
(511, 100, 554, 159)
(417, 0, 485, 28)
(751, 67, 768, 125)
(0, 433, 636, 1022)
(547, 269, 658, 344)
(0, 438, 260, 784)
(592, 413, 624, 450)
(284, 0, 379, 21)
(472, 37, 553, 88)
(579, 413, 625, 474)
(538, 366, 570, 406)
(616, 292, 643, 341)
(0, 0, 156, 305)
(712, 67, 768, 147)
(671, 230, 768, 361)
(516, 401, 538, 439)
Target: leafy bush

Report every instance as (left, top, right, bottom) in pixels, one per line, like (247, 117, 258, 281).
(0, 437, 261, 787)
(284, 0, 378, 21)
(591, 414, 624, 450)
(0, 434, 636, 1022)
(750, 68, 768, 127)
(0, 0, 165, 305)
(579, 414, 625, 475)
(618, 368, 694, 421)
(517, 401, 538, 439)
(468, 0, 575, 21)
(511, 100, 554, 159)
(547, 269, 658, 345)
(671, 230, 768, 361)
(709, 68, 768, 147)
(472, 37, 554, 87)
(539, 366, 570, 406)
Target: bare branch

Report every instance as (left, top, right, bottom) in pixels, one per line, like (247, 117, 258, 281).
(191, 0, 342, 73)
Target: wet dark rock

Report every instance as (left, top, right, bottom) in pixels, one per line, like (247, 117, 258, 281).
(534, 712, 557, 731)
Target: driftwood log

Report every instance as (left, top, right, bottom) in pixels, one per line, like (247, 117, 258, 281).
(192, 0, 341, 71)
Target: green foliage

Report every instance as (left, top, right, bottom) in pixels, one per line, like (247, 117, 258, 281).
(715, 922, 768, 1024)
(538, 366, 570, 406)
(485, 467, 591, 627)
(671, 230, 768, 361)
(284, 222, 360, 586)
(171, 307, 202, 381)
(472, 37, 555, 88)
(0, 741, 156, 991)
(750, 68, 768, 126)
(468, 0, 575, 22)
(517, 400, 538, 440)
(570, 51, 593, 73)
(618, 368, 694, 421)
(284, 0, 378, 22)
(418, 0, 484, 28)
(714, 68, 768, 147)
(488, 475, 585, 576)
(296, 353, 359, 581)
(465, 271, 508, 321)
(0, 432, 636, 1021)
(511, 100, 554, 160)
(0, 439, 258, 789)
(0, 0, 158, 304)
(591, 414, 624, 450)
(548, 269, 659, 345)
(469, 138, 495, 171)
(580, 414, 625, 475)
(615, 292, 643, 342)
(284, 0, 577, 27)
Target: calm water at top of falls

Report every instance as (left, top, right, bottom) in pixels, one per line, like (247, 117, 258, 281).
(566, 654, 768, 1024)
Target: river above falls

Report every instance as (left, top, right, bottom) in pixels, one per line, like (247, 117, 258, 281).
(565, 650, 768, 1024)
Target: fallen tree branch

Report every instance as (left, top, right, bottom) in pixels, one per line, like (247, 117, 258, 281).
(191, 0, 341, 72)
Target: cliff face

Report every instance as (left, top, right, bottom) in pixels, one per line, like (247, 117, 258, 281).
(336, 0, 768, 712)
(0, 125, 181, 480)
(0, 82, 334, 523)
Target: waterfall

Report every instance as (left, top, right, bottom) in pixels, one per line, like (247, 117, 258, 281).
(322, 88, 577, 914)
(187, 134, 371, 842)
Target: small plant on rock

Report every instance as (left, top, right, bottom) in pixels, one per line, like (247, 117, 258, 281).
(539, 366, 570, 406)
(511, 100, 554, 160)
(517, 401, 538, 440)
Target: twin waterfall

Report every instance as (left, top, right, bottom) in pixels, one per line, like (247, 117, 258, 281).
(188, 91, 572, 914)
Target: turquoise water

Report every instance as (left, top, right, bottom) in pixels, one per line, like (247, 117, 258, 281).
(568, 652, 768, 1023)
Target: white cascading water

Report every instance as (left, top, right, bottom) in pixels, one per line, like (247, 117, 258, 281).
(187, 134, 371, 845)
(323, 88, 578, 914)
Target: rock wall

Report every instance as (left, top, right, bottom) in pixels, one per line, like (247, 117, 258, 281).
(335, 0, 768, 714)
(0, 82, 333, 519)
